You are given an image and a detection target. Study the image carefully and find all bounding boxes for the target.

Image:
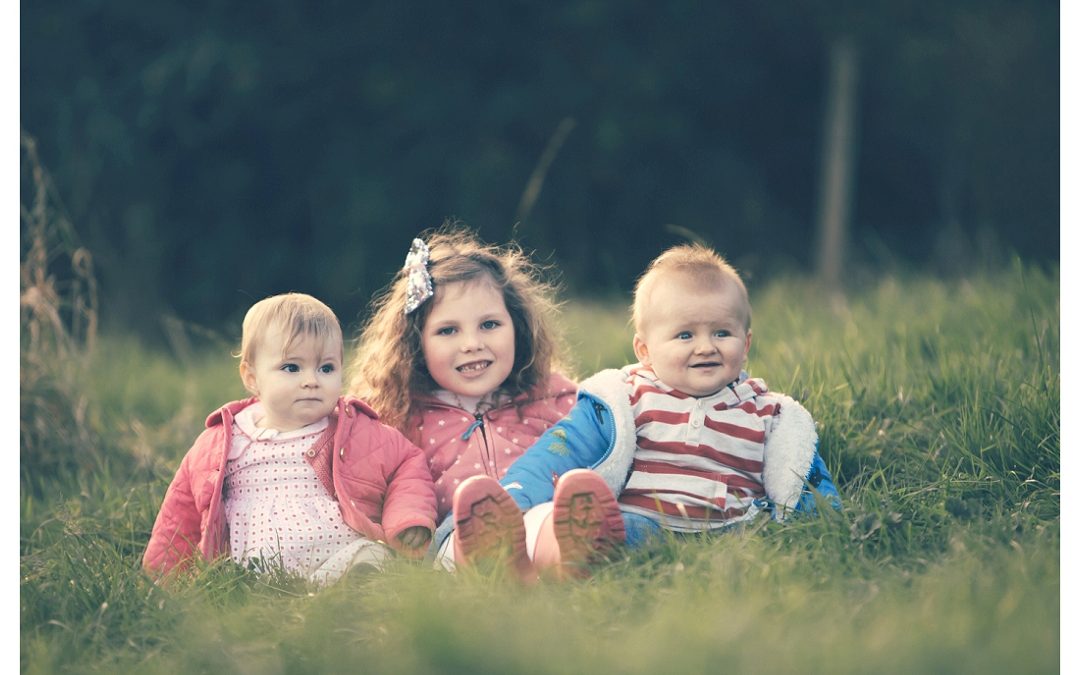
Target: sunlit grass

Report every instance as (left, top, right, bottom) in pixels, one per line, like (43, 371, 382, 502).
(21, 264, 1059, 674)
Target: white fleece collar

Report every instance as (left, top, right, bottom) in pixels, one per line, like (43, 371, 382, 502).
(578, 368, 639, 495)
(759, 393, 818, 517)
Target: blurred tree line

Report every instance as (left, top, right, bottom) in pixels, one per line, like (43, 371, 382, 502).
(21, 1, 1058, 339)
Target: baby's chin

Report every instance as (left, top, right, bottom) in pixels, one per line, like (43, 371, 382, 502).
(689, 387, 724, 398)
(684, 378, 738, 398)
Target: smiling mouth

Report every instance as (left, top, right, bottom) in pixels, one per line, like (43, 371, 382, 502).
(457, 360, 492, 374)
(691, 362, 721, 369)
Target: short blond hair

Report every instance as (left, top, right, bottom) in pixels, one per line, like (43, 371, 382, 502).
(632, 244, 751, 332)
(239, 293, 343, 370)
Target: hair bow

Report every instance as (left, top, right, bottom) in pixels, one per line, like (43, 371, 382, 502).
(403, 238, 434, 315)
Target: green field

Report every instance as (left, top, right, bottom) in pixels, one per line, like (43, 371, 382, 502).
(21, 264, 1059, 673)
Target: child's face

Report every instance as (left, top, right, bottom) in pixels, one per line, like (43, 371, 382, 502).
(420, 278, 515, 400)
(240, 325, 343, 431)
(633, 273, 751, 397)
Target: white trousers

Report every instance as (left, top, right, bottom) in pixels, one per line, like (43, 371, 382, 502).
(433, 502, 554, 572)
(309, 537, 391, 585)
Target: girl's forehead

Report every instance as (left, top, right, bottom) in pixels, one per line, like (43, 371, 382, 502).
(423, 278, 509, 326)
(433, 276, 503, 304)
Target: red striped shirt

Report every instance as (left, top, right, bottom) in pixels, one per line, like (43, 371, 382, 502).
(618, 367, 775, 531)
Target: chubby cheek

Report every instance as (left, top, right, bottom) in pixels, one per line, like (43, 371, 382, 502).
(325, 374, 344, 398)
(736, 341, 751, 366)
(502, 333, 516, 366)
(419, 335, 441, 368)
(419, 339, 452, 387)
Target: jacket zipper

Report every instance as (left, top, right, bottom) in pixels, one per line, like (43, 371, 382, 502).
(474, 412, 497, 476)
(460, 410, 497, 477)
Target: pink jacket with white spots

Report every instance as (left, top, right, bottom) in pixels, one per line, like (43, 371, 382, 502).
(143, 396, 437, 577)
(408, 374, 577, 519)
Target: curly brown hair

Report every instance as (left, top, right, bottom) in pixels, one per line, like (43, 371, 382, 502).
(348, 221, 565, 433)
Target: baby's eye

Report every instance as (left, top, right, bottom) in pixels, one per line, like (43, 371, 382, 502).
(319, 364, 336, 374)
(480, 320, 501, 330)
(435, 326, 457, 336)
(714, 330, 731, 338)
(676, 331, 692, 340)
(281, 363, 300, 373)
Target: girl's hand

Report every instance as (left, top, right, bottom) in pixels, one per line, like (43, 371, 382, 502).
(396, 526, 432, 550)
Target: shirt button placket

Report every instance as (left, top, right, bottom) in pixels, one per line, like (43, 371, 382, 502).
(688, 400, 705, 443)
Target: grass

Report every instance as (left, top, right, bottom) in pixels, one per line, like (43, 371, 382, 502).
(20, 263, 1059, 674)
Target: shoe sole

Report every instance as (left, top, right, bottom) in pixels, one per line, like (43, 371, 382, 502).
(552, 469, 626, 578)
(452, 476, 535, 582)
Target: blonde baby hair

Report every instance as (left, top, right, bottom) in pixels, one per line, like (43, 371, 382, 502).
(348, 220, 564, 432)
(632, 243, 751, 333)
(239, 292, 343, 383)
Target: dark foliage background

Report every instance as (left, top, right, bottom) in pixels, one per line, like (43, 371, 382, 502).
(22, 1, 1058, 337)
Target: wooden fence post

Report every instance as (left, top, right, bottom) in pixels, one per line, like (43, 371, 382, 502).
(815, 36, 860, 289)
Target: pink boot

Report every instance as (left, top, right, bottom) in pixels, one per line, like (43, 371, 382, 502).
(551, 469, 626, 578)
(452, 476, 536, 583)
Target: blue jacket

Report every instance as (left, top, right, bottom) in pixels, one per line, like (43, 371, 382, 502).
(501, 367, 840, 524)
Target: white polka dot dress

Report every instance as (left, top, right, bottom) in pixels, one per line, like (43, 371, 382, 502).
(224, 403, 373, 580)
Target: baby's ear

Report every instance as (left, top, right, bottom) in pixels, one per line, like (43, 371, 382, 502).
(239, 361, 258, 396)
(632, 334, 651, 365)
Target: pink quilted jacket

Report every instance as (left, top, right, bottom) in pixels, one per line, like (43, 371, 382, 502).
(143, 396, 437, 577)
(409, 373, 577, 518)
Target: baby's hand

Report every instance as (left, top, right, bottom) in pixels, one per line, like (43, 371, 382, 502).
(396, 526, 432, 550)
